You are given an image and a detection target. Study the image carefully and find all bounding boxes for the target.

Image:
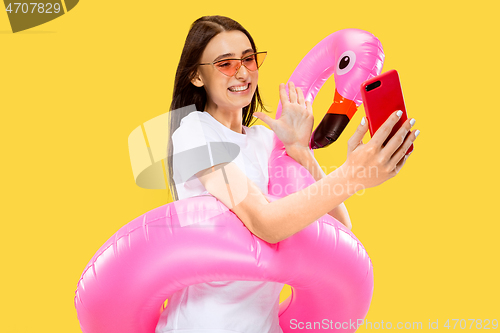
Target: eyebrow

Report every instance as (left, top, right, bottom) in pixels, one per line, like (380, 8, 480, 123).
(213, 48, 254, 62)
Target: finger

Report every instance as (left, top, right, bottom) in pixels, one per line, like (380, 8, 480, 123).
(305, 100, 313, 115)
(279, 83, 289, 106)
(371, 110, 404, 148)
(347, 117, 369, 155)
(253, 112, 275, 130)
(288, 81, 297, 104)
(388, 129, 418, 170)
(394, 151, 409, 174)
(382, 117, 414, 157)
(297, 86, 305, 107)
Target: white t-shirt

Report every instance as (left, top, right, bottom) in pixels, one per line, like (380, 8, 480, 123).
(156, 110, 284, 333)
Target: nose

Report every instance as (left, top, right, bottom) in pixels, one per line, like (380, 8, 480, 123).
(235, 62, 249, 79)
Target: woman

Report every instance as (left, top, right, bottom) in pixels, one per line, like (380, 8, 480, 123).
(159, 15, 419, 333)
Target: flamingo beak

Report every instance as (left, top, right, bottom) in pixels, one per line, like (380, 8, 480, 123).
(310, 89, 358, 149)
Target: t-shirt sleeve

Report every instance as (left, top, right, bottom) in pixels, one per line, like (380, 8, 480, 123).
(171, 114, 240, 189)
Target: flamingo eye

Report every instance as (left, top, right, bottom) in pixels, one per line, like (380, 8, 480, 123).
(339, 56, 349, 69)
(336, 50, 356, 76)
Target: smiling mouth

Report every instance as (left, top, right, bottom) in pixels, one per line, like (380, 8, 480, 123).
(228, 83, 250, 92)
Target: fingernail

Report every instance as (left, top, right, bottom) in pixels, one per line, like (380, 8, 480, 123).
(253, 114, 258, 118)
(361, 117, 366, 126)
(415, 129, 420, 137)
(410, 118, 416, 126)
(396, 110, 403, 117)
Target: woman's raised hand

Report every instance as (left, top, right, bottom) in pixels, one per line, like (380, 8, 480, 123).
(253, 81, 314, 159)
(341, 110, 420, 190)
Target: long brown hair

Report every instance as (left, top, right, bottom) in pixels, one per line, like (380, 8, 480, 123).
(166, 15, 271, 201)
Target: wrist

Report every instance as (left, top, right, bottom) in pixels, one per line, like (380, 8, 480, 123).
(286, 145, 312, 165)
(337, 162, 363, 195)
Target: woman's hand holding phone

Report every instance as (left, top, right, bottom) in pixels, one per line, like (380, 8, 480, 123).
(339, 110, 420, 190)
(360, 69, 414, 155)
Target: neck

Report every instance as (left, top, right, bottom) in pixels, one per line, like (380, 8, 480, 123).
(205, 105, 245, 134)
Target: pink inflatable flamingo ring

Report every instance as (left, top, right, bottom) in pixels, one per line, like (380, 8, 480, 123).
(74, 28, 384, 333)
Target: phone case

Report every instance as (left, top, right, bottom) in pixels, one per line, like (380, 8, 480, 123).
(360, 69, 413, 155)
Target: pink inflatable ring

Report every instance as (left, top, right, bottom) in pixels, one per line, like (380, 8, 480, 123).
(74, 28, 384, 333)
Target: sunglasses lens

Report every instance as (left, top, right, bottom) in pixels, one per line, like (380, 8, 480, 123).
(215, 60, 240, 76)
(242, 55, 258, 71)
(242, 53, 266, 72)
(256, 52, 266, 69)
(214, 53, 267, 76)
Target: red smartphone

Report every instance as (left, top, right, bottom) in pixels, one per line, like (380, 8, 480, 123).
(360, 69, 413, 155)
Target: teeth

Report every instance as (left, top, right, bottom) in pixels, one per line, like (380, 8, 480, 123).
(229, 84, 249, 92)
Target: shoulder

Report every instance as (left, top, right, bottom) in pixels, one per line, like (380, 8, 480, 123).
(247, 125, 275, 149)
(247, 124, 273, 136)
(249, 124, 274, 138)
(179, 111, 212, 127)
(174, 111, 221, 139)
(172, 111, 223, 151)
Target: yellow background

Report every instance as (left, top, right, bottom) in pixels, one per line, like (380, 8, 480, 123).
(1, 0, 499, 332)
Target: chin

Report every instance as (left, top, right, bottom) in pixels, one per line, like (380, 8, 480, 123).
(233, 96, 254, 109)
